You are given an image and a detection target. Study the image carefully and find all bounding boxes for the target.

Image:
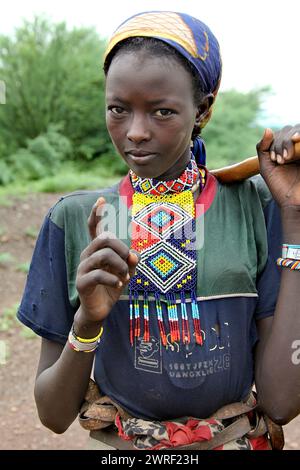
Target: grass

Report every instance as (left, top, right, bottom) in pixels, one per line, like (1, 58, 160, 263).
(0, 252, 30, 274)
(0, 160, 121, 201)
(0, 340, 9, 364)
(0, 252, 15, 267)
(25, 226, 39, 239)
(15, 262, 30, 273)
(19, 326, 37, 339)
(0, 226, 6, 237)
(0, 303, 37, 340)
(0, 195, 14, 207)
(33, 173, 118, 193)
(0, 304, 19, 332)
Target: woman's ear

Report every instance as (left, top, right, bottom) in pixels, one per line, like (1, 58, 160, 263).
(195, 93, 214, 127)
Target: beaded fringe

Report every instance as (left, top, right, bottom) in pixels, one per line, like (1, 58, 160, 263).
(129, 290, 203, 346)
(129, 155, 204, 348)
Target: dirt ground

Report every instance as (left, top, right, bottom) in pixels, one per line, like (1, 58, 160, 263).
(0, 192, 299, 450)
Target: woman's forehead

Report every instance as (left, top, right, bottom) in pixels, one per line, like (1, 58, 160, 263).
(106, 55, 194, 101)
(108, 49, 185, 74)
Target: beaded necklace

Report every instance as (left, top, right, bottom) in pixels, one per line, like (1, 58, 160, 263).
(129, 155, 206, 347)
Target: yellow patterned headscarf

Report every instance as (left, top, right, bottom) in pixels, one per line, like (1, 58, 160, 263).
(104, 11, 222, 164)
(104, 11, 221, 124)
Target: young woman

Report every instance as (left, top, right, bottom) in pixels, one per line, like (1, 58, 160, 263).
(17, 11, 300, 450)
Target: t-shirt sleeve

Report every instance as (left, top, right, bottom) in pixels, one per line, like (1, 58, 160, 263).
(17, 205, 77, 344)
(255, 198, 282, 320)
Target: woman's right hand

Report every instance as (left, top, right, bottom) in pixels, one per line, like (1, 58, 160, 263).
(75, 197, 139, 324)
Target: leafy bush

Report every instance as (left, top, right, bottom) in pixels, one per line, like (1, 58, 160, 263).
(0, 17, 109, 162)
(1, 124, 72, 184)
(0, 160, 12, 186)
(95, 147, 128, 176)
(202, 87, 271, 168)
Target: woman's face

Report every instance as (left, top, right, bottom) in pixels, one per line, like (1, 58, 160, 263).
(105, 51, 200, 180)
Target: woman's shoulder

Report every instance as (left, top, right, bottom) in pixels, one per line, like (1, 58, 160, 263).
(47, 181, 121, 230)
(217, 174, 273, 211)
(247, 174, 273, 209)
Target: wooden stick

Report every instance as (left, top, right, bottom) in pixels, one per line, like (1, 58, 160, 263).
(211, 142, 300, 183)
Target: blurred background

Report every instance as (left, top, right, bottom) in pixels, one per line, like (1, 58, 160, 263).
(0, 0, 299, 450)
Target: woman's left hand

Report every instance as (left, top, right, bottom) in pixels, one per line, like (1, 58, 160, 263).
(257, 124, 300, 210)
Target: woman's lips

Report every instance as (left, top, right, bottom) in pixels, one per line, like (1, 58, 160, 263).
(127, 153, 158, 165)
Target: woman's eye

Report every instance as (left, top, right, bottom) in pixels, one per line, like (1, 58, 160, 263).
(108, 106, 126, 115)
(155, 109, 173, 117)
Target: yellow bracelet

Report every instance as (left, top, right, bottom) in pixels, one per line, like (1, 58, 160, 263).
(73, 326, 104, 343)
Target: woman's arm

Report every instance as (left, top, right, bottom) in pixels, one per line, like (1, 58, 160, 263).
(34, 308, 102, 434)
(254, 126, 300, 425)
(34, 198, 139, 434)
(255, 215, 300, 425)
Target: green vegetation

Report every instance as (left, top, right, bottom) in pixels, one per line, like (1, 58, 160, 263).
(0, 252, 15, 266)
(0, 160, 120, 198)
(203, 87, 270, 168)
(20, 327, 37, 339)
(30, 159, 120, 192)
(25, 226, 39, 239)
(0, 304, 19, 331)
(0, 16, 273, 192)
(0, 17, 110, 157)
(0, 195, 14, 206)
(0, 16, 120, 186)
(0, 303, 37, 340)
(15, 262, 30, 273)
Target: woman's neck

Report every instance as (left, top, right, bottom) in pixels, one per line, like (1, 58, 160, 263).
(154, 150, 191, 181)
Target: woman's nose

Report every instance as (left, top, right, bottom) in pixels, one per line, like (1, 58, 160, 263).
(126, 114, 151, 143)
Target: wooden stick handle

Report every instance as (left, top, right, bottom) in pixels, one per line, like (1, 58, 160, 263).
(211, 142, 300, 183)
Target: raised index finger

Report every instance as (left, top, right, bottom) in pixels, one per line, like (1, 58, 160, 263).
(88, 197, 106, 240)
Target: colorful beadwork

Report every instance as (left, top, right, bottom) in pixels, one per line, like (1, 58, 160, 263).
(276, 257, 300, 270)
(129, 156, 205, 347)
(282, 244, 300, 260)
(130, 158, 199, 196)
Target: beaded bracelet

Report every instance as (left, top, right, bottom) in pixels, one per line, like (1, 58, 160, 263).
(73, 325, 103, 343)
(68, 325, 103, 353)
(68, 332, 98, 353)
(276, 257, 300, 270)
(282, 244, 300, 260)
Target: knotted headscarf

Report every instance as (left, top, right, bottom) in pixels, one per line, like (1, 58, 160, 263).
(104, 11, 222, 166)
